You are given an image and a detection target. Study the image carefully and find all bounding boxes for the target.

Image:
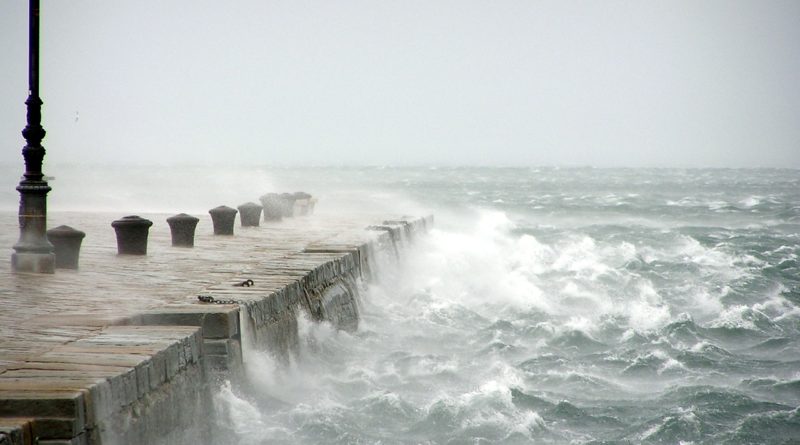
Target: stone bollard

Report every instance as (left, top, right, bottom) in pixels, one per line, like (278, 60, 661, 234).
(280, 193, 297, 217)
(293, 192, 312, 216)
(237, 202, 263, 227)
(209, 205, 237, 235)
(111, 215, 153, 255)
(166, 213, 200, 247)
(46, 225, 86, 269)
(259, 193, 284, 221)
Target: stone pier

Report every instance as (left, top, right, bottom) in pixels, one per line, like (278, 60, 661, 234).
(0, 210, 432, 444)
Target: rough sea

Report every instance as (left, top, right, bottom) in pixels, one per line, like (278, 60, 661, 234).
(205, 167, 799, 445)
(3, 165, 798, 444)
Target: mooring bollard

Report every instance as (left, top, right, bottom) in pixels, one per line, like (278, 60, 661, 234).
(46, 225, 86, 269)
(280, 193, 297, 217)
(237, 202, 263, 227)
(259, 193, 284, 221)
(111, 215, 153, 255)
(209, 205, 238, 235)
(166, 213, 200, 247)
(293, 192, 312, 216)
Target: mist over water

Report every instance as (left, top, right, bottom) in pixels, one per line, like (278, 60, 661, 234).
(196, 166, 799, 444)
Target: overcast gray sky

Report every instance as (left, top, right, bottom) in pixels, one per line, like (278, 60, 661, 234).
(1, 1, 798, 167)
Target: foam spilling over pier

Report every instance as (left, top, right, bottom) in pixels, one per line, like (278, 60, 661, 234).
(0, 210, 431, 445)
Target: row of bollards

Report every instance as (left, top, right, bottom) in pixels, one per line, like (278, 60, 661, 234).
(45, 192, 316, 269)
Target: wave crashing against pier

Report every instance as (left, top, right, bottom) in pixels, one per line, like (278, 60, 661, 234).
(0, 209, 431, 445)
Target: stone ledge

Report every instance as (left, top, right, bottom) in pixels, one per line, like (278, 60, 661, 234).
(0, 417, 33, 445)
(0, 391, 86, 439)
(136, 307, 239, 340)
(0, 326, 203, 442)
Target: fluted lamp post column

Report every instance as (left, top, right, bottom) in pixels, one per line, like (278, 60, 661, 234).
(12, 0, 55, 273)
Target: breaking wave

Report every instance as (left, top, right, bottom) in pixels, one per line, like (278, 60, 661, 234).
(211, 167, 799, 444)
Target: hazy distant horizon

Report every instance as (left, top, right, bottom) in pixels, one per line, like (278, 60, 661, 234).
(2, 1, 799, 168)
(3, 161, 799, 171)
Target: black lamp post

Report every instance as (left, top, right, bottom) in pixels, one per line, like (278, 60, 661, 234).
(12, 0, 55, 273)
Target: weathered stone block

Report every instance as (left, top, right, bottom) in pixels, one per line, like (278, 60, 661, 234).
(0, 391, 86, 434)
(139, 309, 239, 340)
(31, 417, 83, 441)
(205, 310, 239, 339)
(0, 418, 32, 445)
(188, 332, 201, 365)
(147, 350, 168, 391)
(202, 339, 231, 356)
(164, 344, 181, 381)
(134, 361, 150, 400)
(109, 368, 138, 409)
(38, 439, 86, 445)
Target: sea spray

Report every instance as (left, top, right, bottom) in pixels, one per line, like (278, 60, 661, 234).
(206, 167, 799, 444)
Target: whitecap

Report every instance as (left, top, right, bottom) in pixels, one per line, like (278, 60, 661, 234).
(739, 196, 762, 208)
(213, 380, 267, 441)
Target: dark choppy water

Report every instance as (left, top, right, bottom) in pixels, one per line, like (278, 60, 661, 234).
(212, 167, 800, 445)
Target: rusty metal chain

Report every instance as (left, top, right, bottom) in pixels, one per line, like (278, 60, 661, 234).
(197, 279, 255, 304)
(197, 295, 244, 305)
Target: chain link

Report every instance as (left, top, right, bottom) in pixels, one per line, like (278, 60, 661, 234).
(234, 279, 255, 287)
(197, 279, 255, 304)
(197, 295, 244, 305)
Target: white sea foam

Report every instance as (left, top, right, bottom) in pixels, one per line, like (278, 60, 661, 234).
(396, 209, 751, 338)
(739, 196, 762, 208)
(626, 285, 672, 332)
(708, 304, 772, 331)
(398, 211, 552, 314)
(213, 381, 267, 444)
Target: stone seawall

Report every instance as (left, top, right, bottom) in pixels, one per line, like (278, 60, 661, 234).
(0, 214, 431, 445)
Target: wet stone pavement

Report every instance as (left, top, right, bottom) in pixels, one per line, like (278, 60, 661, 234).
(0, 210, 388, 374)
